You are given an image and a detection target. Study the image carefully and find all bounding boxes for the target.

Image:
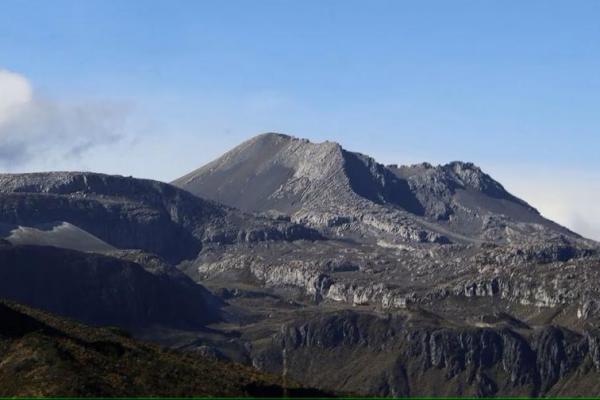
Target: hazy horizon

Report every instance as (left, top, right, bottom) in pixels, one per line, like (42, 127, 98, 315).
(1, 0, 599, 240)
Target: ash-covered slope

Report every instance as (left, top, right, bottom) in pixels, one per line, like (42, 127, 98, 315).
(0, 171, 320, 263)
(0, 221, 116, 253)
(174, 133, 581, 245)
(174, 132, 409, 215)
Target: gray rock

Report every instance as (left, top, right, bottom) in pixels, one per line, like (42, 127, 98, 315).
(173, 133, 589, 246)
(0, 171, 321, 263)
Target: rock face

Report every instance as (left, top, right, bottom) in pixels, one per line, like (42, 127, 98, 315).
(0, 242, 222, 330)
(192, 236, 600, 328)
(173, 133, 583, 245)
(0, 172, 321, 263)
(185, 209, 600, 396)
(253, 310, 600, 397)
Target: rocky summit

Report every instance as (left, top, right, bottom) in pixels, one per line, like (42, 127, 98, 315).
(1, 132, 599, 396)
(173, 132, 585, 246)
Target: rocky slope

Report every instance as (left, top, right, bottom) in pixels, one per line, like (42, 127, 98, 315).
(0, 171, 320, 263)
(174, 133, 585, 246)
(183, 228, 600, 396)
(169, 132, 600, 396)
(185, 239, 600, 396)
(189, 239, 599, 317)
(0, 299, 328, 397)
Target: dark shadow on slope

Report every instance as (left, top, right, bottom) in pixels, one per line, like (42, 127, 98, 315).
(0, 244, 223, 331)
(342, 150, 425, 215)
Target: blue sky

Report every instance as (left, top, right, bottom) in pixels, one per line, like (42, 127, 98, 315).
(0, 0, 599, 238)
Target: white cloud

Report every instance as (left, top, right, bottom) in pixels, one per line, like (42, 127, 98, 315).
(0, 69, 33, 126)
(492, 166, 600, 241)
(0, 68, 133, 171)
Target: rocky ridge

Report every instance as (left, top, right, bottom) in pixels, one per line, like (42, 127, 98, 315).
(174, 133, 585, 247)
(0, 171, 321, 263)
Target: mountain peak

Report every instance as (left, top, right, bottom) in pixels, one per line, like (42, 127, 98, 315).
(173, 133, 578, 244)
(250, 132, 341, 148)
(251, 131, 295, 143)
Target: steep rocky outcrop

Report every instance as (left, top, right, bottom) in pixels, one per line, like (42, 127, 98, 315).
(192, 238, 599, 317)
(390, 162, 534, 219)
(253, 311, 600, 396)
(191, 233, 600, 398)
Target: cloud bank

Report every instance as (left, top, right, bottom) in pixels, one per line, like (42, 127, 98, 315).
(0, 68, 131, 171)
(0, 69, 32, 125)
(494, 167, 600, 242)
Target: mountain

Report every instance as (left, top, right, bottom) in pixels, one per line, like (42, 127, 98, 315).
(168, 132, 600, 396)
(0, 299, 328, 397)
(0, 171, 321, 263)
(174, 133, 583, 245)
(2, 134, 600, 396)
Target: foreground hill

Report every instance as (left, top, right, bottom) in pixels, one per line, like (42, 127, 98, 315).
(174, 133, 585, 246)
(0, 299, 327, 397)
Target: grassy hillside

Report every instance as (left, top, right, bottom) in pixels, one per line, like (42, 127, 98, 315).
(0, 299, 327, 397)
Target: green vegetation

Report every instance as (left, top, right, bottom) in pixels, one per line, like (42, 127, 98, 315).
(0, 300, 327, 397)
